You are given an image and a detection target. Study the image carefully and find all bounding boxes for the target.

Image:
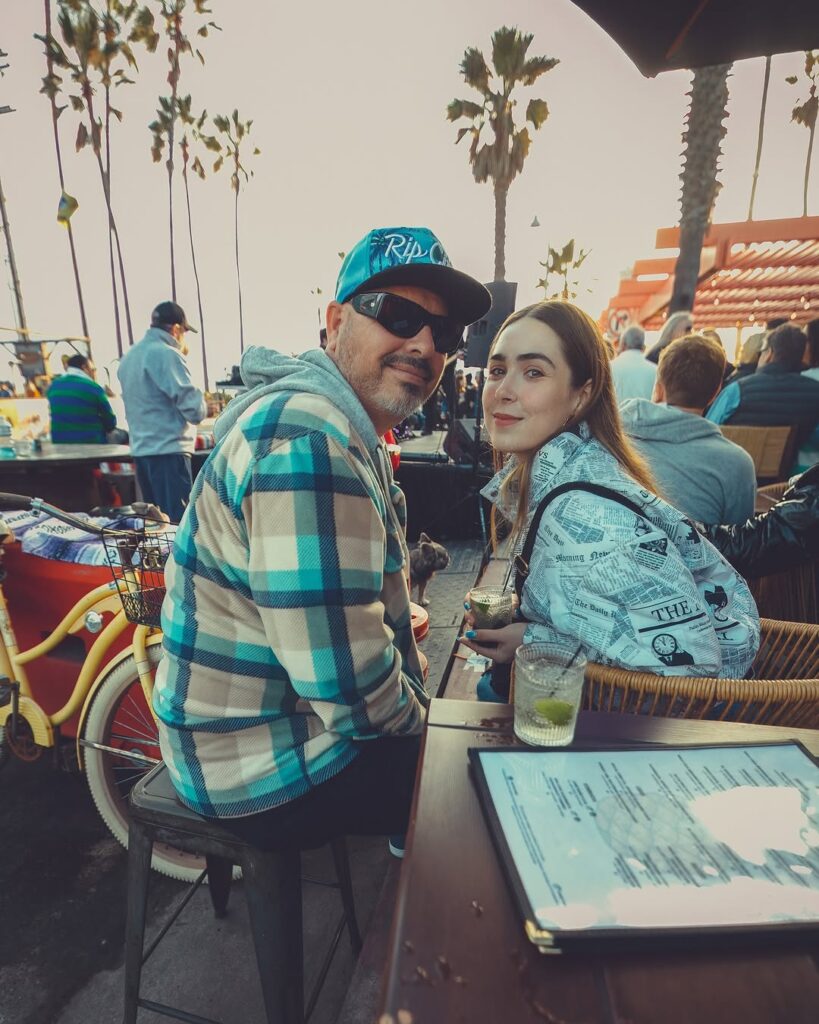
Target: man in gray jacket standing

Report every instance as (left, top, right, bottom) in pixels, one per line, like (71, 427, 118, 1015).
(118, 301, 206, 521)
(620, 333, 756, 525)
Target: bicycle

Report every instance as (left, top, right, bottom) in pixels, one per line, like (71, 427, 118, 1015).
(0, 492, 202, 882)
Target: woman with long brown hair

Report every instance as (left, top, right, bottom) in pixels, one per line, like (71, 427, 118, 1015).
(460, 301, 759, 698)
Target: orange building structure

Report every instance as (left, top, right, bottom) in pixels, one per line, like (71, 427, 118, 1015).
(602, 216, 819, 352)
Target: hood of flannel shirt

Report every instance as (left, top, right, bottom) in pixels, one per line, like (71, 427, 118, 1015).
(213, 346, 381, 457)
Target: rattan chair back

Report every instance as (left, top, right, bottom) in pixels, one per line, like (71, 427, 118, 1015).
(583, 618, 819, 728)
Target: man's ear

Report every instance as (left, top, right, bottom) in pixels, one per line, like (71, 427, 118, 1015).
(324, 301, 344, 353)
(652, 378, 665, 403)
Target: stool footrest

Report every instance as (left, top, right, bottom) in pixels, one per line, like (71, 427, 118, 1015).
(304, 911, 347, 1022)
(138, 995, 222, 1024)
(142, 867, 208, 967)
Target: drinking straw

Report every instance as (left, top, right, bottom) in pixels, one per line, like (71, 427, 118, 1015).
(556, 643, 584, 684)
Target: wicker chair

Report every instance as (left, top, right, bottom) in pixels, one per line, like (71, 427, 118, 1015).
(583, 618, 819, 728)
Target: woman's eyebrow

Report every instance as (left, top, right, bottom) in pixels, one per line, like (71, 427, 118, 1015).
(516, 352, 556, 369)
(488, 351, 556, 367)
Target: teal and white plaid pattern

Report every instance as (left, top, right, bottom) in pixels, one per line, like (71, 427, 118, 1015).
(153, 387, 425, 817)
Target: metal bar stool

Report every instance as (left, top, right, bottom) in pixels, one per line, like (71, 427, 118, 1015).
(123, 762, 363, 1024)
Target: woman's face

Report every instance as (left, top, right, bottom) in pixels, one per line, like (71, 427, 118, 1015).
(482, 318, 591, 454)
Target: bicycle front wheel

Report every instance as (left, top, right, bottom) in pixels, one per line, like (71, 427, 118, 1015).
(82, 645, 212, 883)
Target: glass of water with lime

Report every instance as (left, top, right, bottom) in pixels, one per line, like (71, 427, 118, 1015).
(513, 643, 586, 747)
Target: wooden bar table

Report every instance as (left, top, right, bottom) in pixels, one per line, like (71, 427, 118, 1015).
(380, 700, 819, 1024)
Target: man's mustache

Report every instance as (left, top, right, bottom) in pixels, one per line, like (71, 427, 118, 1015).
(382, 355, 433, 382)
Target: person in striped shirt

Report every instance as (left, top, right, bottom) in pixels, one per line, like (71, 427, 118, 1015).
(153, 226, 491, 854)
(47, 354, 117, 444)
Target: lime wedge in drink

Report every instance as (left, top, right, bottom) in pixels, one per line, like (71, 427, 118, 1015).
(533, 698, 574, 727)
(471, 599, 491, 615)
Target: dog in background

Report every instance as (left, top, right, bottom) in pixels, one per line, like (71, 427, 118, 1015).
(409, 533, 450, 607)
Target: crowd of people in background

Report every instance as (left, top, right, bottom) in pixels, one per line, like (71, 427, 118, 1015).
(604, 313, 819, 521)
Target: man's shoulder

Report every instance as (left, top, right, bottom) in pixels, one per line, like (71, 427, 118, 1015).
(738, 368, 819, 399)
(231, 388, 359, 453)
(49, 374, 98, 395)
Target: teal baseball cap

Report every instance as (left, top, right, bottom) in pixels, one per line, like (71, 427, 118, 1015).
(335, 227, 491, 325)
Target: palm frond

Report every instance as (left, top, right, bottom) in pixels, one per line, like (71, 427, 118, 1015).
(491, 26, 531, 81)
(460, 47, 490, 93)
(521, 55, 559, 85)
(525, 97, 549, 130)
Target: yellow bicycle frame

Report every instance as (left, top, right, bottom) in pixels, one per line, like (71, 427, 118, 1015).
(0, 577, 157, 750)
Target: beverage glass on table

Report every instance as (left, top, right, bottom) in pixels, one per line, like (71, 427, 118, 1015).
(467, 585, 515, 630)
(513, 643, 587, 747)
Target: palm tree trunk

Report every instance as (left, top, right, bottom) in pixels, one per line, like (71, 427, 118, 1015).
(183, 162, 208, 388)
(493, 183, 507, 281)
(167, 25, 181, 300)
(84, 85, 124, 354)
(101, 78, 133, 347)
(168, 147, 177, 301)
(747, 55, 771, 220)
(670, 214, 709, 314)
(669, 64, 731, 315)
(104, 192, 123, 357)
(804, 119, 816, 217)
(44, 0, 89, 339)
(111, 219, 134, 344)
(235, 187, 244, 353)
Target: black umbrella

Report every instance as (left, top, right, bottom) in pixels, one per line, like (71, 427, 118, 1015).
(569, 0, 819, 76)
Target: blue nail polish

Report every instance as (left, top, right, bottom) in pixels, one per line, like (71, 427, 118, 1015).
(465, 630, 476, 639)
(463, 601, 470, 610)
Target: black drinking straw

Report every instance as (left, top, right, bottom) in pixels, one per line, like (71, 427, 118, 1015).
(557, 643, 584, 684)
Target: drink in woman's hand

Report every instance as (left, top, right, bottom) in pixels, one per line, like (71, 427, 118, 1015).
(468, 585, 515, 630)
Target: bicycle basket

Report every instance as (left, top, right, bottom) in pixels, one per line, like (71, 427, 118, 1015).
(102, 524, 176, 627)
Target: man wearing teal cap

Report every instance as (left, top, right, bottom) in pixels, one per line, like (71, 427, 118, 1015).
(154, 227, 490, 857)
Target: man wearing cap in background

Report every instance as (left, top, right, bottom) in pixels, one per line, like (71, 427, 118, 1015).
(153, 227, 491, 857)
(117, 301, 206, 522)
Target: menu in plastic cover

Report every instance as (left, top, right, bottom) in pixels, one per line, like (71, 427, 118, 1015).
(469, 743, 819, 953)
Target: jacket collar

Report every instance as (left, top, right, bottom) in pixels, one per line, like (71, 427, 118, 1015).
(481, 422, 591, 520)
(755, 363, 798, 377)
(145, 326, 182, 351)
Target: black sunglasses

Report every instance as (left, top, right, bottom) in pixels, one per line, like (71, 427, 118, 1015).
(350, 292, 464, 356)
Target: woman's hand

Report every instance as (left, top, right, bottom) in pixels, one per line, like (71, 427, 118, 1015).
(458, 621, 528, 664)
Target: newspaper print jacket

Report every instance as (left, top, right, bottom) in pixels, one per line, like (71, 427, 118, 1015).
(482, 423, 760, 678)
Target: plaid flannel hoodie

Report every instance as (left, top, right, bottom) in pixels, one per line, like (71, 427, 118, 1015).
(153, 348, 427, 818)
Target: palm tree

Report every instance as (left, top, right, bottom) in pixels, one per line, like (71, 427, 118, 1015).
(786, 51, 819, 218)
(179, 103, 210, 387)
(747, 55, 771, 221)
(447, 26, 558, 281)
(537, 239, 591, 301)
(40, 0, 90, 340)
(148, 1, 219, 300)
(40, 2, 153, 353)
(206, 110, 259, 354)
(669, 64, 731, 316)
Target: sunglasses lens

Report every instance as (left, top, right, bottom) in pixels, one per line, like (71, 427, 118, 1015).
(432, 325, 463, 355)
(355, 293, 463, 354)
(377, 294, 424, 339)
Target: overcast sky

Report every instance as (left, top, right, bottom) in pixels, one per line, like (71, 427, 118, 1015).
(1, 0, 817, 388)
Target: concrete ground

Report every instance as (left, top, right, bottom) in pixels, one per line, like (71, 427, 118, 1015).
(0, 537, 481, 1024)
